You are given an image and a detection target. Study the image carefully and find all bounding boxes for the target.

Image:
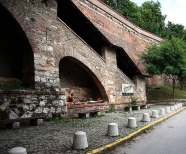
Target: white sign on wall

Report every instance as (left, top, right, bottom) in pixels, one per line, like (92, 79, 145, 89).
(122, 84, 133, 96)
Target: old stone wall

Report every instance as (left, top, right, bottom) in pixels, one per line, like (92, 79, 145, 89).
(0, 90, 66, 119)
(0, 0, 159, 117)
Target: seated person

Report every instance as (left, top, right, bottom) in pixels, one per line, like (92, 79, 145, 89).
(66, 91, 75, 105)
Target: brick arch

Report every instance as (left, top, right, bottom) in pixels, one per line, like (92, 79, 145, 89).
(59, 56, 108, 102)
(0, 3, 34, 87)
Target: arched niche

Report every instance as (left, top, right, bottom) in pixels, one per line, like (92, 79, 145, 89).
(59, 56, 108, 103)
(0, 3, 34, 88)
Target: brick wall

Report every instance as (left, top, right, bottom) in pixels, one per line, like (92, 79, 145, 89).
(72, 0, 162, 73)
(0, 0, 160, 116)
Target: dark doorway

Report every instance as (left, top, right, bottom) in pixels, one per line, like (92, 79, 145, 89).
(0, 4, 34, 87)
(59, 57, 108, 102)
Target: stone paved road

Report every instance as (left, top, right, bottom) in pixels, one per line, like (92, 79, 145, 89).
(0, 105, 181, 154)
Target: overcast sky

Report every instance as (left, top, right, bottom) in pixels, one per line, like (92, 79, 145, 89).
(130, 0, 186, 28)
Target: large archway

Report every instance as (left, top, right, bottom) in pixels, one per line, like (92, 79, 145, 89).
(59, 56, 108, 103)
(0, 3, 34, 88)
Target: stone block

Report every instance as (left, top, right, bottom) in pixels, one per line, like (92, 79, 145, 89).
(13, 122, 20, 129)
(9, 111, 19, 119)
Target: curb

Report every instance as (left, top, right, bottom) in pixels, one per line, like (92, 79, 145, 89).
(87, 107, 186, 154)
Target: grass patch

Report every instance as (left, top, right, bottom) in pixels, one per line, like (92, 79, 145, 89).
(46, 117, 71, 124)
(147, 85, 186, 100)
(96, 114, 105, 118)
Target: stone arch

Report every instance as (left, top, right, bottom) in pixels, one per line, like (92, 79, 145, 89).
(59, 56, 108, 102)
(0, 3, 34, 87)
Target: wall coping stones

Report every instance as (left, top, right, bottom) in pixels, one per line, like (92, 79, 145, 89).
(0, 90, 65, 95)
(83, 0, 162, 42)
(67, 103, 106, 109)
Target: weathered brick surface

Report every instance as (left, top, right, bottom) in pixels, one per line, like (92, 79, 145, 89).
(72, 0, 162, 72)
(0, 0, 158, 115)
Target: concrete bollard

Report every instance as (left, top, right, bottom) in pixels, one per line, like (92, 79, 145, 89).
(166, 107, 170, 113)
(180, 103, 183, 107)
(127, 117, 137, 128)
(178, 104, 181, 108)
(142, 113, 150, 122)
(174, 105, 178, 110)
(160, 108, 165, 115)
(8, 147, 27, 154)
(73, 131, 88, 150)
(107, 123, 119, 136)
(170, 106, 175, 111)
(152, 110, 158, 118)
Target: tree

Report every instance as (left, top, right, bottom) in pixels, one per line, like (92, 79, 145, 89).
(101, 0, 166, 36)
(140, 37, 186, 98)
(101, 0, 141, 24)
(161, 21, 186, 41)
(139, 1, 166, 36)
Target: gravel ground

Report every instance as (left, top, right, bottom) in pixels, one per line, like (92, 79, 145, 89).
(0, 105, 178, 154)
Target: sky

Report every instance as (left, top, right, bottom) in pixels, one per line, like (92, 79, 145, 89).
(130, 0, 186, 28)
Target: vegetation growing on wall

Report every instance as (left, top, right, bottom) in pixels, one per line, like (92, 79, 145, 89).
(0, 79, 22, 91)
(101, 0, 186, 38)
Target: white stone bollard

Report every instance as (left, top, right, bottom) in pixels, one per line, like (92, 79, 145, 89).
(179, 104, 181, 108)
(160, 108, 165, 116)
(174, 105, 178, 110)
(180, 103, 183, 107)
(107, 123, 119, 136)
(166, 107, 170, 113)
(73, 131, 88, 149)
(152, 110, 158, 118)
(170, 106, 175, 111)
(127, 117, 137, 128)
(177, 104, 180, 109)
(178, 104, 181, 108)
(8, 147, 27, 154)
(142, 113, 150, 122)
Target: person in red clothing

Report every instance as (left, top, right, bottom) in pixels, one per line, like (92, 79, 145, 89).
(66, 91, 75, 105)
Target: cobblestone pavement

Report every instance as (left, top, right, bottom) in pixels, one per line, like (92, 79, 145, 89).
(0, 105, 180, 154)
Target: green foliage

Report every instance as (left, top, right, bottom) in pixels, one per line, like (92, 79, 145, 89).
(130, 96, 138, 105)
(101, 0, 186, 39)
(105, 104, 116, 113)
(52, 113, 62, 119)
(101, 0, 166, 36)
(96, 114, 105, 118)
(161, 22, 186, 41)
(141, 37, 186, 98)
(124, 106, 131, 112)
(102, 0, 140, 23)
(147, 86, 186, 100)
(138, 1, 166, 36)
(0, 79, 22, 91)
(141, 37, 186, 77)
